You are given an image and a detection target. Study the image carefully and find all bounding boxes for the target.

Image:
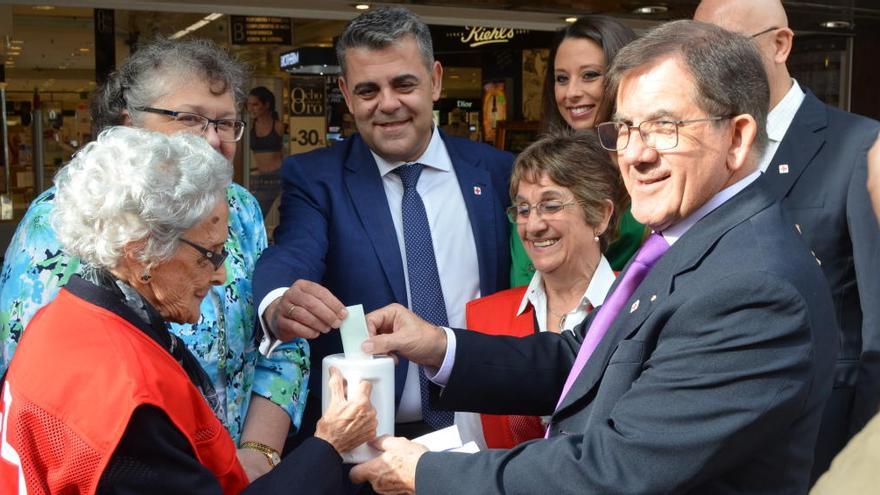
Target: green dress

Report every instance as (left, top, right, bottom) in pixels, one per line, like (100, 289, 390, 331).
(509, 208, 646, 287)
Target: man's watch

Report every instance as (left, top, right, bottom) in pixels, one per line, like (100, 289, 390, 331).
(241, 441, 282, 468)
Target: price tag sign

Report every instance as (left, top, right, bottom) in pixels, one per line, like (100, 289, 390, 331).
(289, 116, 326, 154)
(289, 75, 327, 154)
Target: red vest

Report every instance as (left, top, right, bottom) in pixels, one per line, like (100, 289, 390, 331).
(465, 287, 546, 449)
(0, 287, 248, 495)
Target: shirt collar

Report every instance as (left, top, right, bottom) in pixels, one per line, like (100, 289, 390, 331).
(585, 255, 615, 307)
(662, 169, 761, 246)
(766, 79, 805, 142)
(517, 255, 616, 316)
(373, 126, 450, 177)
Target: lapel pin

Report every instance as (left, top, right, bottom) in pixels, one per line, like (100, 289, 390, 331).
(473, 186, 482, 196)
(778, 164, 789, 174)
(650, 294, 657, 302)
(630, 300, 640, 313)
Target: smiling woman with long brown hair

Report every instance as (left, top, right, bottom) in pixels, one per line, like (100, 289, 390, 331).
(510, 17, 644, 287)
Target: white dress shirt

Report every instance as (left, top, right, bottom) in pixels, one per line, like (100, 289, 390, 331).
(521, 255, 615, 333)
(374, 126, 480, 422)
(456, 254, 616, 447)
(258, 126, 480, 423)
(431, 169, 763, 386)
(757, 79, 806, 173)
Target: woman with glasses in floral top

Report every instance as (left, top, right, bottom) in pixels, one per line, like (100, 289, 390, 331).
(0, 38, 307, 482)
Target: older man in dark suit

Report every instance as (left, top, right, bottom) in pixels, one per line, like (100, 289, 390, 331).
(695, 0, 880, 479)
(351, 20, 837, 495)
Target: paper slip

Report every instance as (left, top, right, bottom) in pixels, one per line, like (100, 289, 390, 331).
(413, 425, 479, 453)
(340, 304, 369, 359)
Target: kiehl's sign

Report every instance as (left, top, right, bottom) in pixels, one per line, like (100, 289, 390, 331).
(430, 26, 554, 51)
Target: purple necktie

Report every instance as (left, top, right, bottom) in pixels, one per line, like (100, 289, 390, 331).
(553, 233, 670, 412)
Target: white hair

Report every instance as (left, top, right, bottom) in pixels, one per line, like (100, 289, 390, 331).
(51, 126, 232, 270)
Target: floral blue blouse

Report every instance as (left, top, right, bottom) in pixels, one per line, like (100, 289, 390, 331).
(0, 183, 309, 443)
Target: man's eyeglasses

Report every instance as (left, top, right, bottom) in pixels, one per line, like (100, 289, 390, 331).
(506, 200, 581, 224)
(596, 116, 734, 152)
(136, 107, 246, 143)
(750, 26, 779, 38)
(179, 238, 228, 271)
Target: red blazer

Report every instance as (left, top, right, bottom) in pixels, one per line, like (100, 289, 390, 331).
(466, 286, 545, 448)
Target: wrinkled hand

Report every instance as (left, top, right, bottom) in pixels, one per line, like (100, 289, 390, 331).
(268, 279, 347, 340)
(350, 436, 428, 495)
(236, 448, 271, 482)
(315, 367, 378, 453)
(363, 303, 447, 368)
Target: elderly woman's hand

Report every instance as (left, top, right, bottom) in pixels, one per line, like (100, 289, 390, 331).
(315, 366, 378, 453)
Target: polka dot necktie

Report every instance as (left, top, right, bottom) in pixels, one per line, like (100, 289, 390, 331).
(394, 163, 455, 430)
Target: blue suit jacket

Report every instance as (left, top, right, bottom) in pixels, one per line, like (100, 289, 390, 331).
(759, 90, 880, 478)
(253, 131, 513, 441)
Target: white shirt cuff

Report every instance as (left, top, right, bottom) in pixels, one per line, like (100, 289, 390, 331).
(257, 287, 288, 356)
(424, 327, 456, 386)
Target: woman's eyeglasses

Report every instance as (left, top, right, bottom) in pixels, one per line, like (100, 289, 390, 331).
(506, 200, 581, 224)
(179, 238, 228, 271)
(136, 106, 246, 142)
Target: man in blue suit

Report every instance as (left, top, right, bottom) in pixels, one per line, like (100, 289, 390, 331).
(695, 0, 880, 480)
(252, 6, 513, 445)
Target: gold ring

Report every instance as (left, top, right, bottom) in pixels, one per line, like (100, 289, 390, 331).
(286, 304, 297, 319)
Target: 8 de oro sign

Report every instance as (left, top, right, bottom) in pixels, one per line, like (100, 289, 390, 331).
(288, 76, 326, 154)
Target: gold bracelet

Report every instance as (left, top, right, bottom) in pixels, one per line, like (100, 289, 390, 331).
(240, 441, 281, 468)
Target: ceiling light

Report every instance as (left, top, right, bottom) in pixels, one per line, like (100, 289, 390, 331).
(170, 12, 224, 39)
(633, 6, 668, 14)
(820, 20, 853, 29)
(33, 5, 56, 11)
(10, 40, 23, 45)
(355, 4, 371, 10)
(564, 17, 578, 23)
(79, 47, 90, 53)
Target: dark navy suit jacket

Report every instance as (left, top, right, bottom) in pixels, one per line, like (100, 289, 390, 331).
(253, 131, 513, 442)
(759, 90, 880, 478)
(417, 183, 837, 494)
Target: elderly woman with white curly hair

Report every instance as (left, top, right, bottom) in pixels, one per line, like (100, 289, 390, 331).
(0, 127, 376, 495)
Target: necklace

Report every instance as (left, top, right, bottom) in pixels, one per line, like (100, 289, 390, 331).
(548, 308, 569, 331)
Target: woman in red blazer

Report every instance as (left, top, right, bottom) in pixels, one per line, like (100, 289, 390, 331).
(464, 131, 627, 448)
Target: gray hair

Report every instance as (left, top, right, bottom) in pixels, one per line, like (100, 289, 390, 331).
(51, 127, 232, 270)
(90, 38, 248, 131)
(510, 130, 628, 253)
(606, 20, 769, 155)
(336, 6, 434, 75)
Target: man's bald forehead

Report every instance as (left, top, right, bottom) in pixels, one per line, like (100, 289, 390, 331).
(694, 0, 788, 34)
